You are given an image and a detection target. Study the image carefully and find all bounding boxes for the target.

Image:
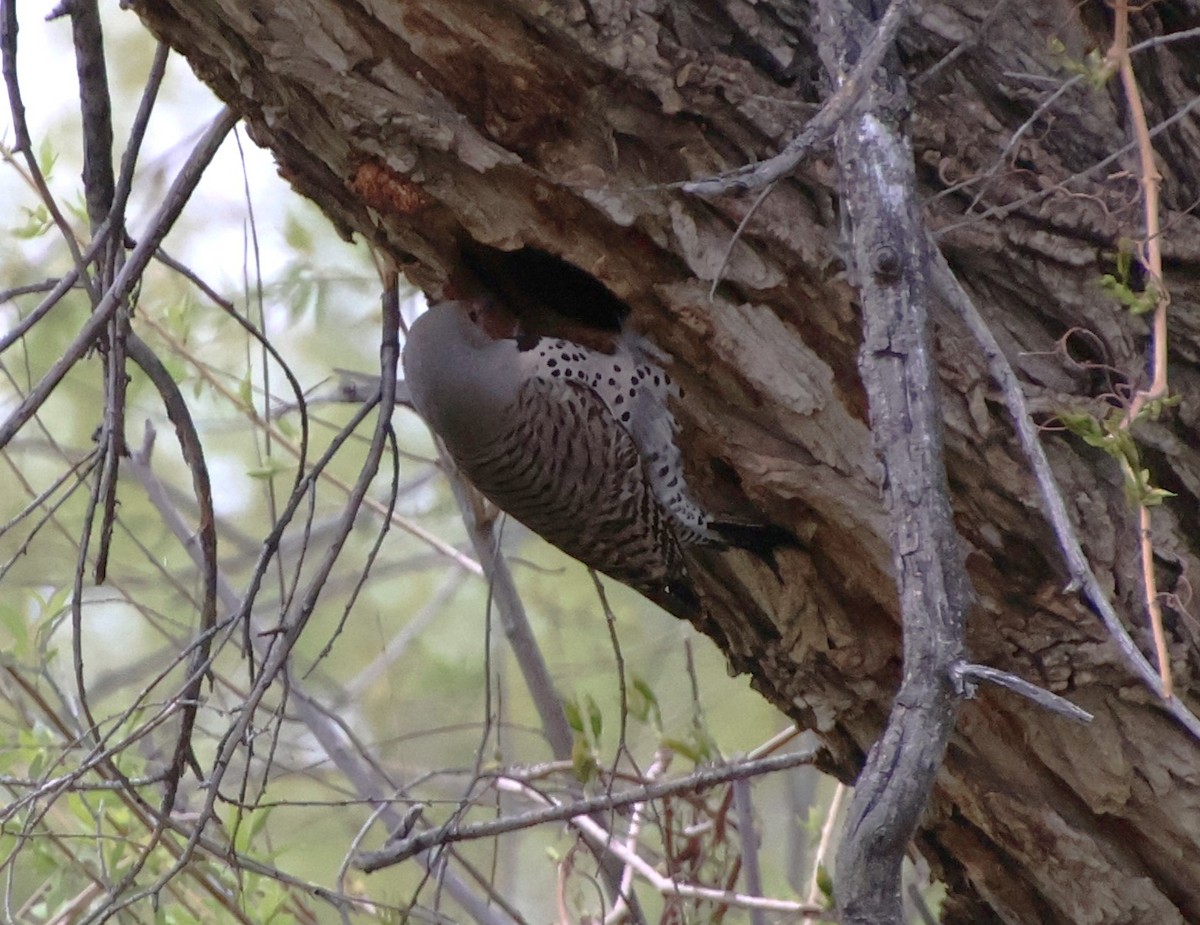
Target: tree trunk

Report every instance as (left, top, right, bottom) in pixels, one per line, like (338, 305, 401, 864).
(129, 0, 1200, 921)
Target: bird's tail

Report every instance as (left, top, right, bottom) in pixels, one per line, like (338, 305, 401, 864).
(709, 520, 798, 579)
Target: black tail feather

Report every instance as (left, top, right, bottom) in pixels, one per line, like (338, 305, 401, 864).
(709, 520, 798, 580)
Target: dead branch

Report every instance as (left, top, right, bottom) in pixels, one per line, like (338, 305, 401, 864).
(818, 0, 973, 920)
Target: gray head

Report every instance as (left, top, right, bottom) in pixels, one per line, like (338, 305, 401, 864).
(401, 300, 523, 449)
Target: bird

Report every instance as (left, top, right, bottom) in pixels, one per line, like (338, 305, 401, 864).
(402, 296, 786, 618)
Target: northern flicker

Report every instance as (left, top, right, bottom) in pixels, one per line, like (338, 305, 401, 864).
(402, 297, 777, 617)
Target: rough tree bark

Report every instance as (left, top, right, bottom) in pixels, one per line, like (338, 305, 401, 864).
(127, 1, 1200, 922)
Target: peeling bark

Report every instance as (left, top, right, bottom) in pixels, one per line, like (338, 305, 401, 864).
(128, 1, 1200, 922)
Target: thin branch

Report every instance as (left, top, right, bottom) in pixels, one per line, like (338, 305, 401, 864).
(288, 693, 518, 925)
(0, 279, 68, 301)
(86, 274, 421, 925)
(0, 461, 339, 925)
(0, 0, 96, 302)
(198, 275, 400, 809)
(441, 471, 574, 759)
(69, 0, 114, 230)
(341, 570, 465, 700)
(109, 42, 169, 230)
(125, 334, 219, 795)
(150, 246, 312, 493)
(0, 234, 111, 356)
(935, 90, 1200, 237)
(70, 0, 124, 590)
(911, 0, 1015, 88)
(392, 485, 649, 920)
(949, 662, 1094, 723)
(496, 776, 828, 917)
(0, 0, 28, 152)
(128, 380, 511, 925)
(932, 29, 1200, 219)
(926, 243, 1200, 741)
(928, 73, 1084, 213)
(732, 779, 765, 925)
(139, 311, 475, 575)
(682, 0, 914, 197)
(357, 749, 817, 872)
(819, 0, 973, 920)
(800, 782, 846, 925)
(0, 107, 238, 452)
(603, 749, 670, 925)
(0, 450, 98, 581)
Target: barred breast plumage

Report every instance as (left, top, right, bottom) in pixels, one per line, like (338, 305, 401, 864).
(402, 298, 716, 615)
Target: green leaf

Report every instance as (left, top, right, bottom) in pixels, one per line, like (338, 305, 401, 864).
(233, 804, 273, 854)
(1142, 486, 1176, 507)
(258, 879, 290, 923)
(629, 675, 662, 730)
(564, 698, 583, 733)
(13, 204, 52, 239)
(571, 737, 598, 783)
(816, 863, 834, 899)
(661, 736, 704, 763)
(0, 602, 30, 658)
(1139, 393, 1181, 422)
(1050, 39, 1115, 87)
(584, 693, 603, 742)
(246, 457, 292, 480)
(1056, 412, 1107, 448)
(43, 585, 71, 618)
(283, 211, 314, 253)
(238, 375, 254, 408)
(1098, 275, 1158, 315)
(36, 136, 57, 179)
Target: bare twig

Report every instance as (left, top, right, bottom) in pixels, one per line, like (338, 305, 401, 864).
(70, 0, 123, 598)
(819, 0, 973, 921)
(0, 449, 98, 581)
(928, 73, 1084, 214)
(341, 570, 465, 700)
(682, 0, 914, 197)
(589, 569, 634, 767)
(603, 749, 670, 925)
(732, 778, 765, 925)
(927, 243, 1200, 740)
(84, 274, 417, 925)
(70, 0, 114, 229)
(357, 750, 817, 871)
(932, 29, 1200, 222)
(441, 471, 574, 759)
(126, 443, 509, 925)
(497, 775, 827, 917)
(0, 107, 238, 452)
(110, 42, 170, 228)
(949, 662, 1093, 723)
(138, 311, 476, 574)
(126, 334, 219, 792)
(912, 0, 1015, 88)
(0, 279, 68, 301)
(0, 0, 96, 302)
(0, 235, 111, 356)
(935, 91, 1200, 237)
(800, 781, 846, 925)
